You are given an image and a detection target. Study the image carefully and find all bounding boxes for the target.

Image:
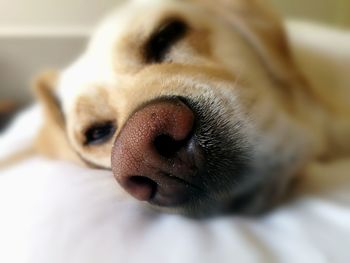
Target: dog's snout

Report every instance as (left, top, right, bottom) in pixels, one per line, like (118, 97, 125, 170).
(111, 98, 203, 207)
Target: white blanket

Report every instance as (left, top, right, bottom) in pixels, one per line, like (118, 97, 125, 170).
(1, 22, 350, 263)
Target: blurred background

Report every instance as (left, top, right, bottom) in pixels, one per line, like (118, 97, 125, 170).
(0, 0, 349, 128)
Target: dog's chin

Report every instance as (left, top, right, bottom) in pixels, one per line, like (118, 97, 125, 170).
(146, 182, 282, 218)
(146, 167, 292, 218)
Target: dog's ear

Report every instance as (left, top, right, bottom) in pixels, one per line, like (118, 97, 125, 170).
(33, 71, 64, 129)
(33, 71, 82, 163)
(192, 0, 305, 86)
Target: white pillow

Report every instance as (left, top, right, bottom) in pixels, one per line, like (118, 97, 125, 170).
(1, 107, 350, 263)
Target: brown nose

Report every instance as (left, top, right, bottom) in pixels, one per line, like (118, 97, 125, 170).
(111, 98, 203, 207)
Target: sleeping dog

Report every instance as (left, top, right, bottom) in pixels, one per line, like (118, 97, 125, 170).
(32, 0, 350, 217)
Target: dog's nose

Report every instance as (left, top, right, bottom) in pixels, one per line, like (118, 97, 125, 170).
(112, 98, 203, 207)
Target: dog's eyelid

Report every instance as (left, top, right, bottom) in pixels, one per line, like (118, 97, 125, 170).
(144, 18, 188, 63)
(83, 121, 117, 146)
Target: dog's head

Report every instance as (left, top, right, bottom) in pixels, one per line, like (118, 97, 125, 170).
(35, 0, 313, 217)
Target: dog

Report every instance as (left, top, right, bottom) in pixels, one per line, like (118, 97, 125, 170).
(30, 0, 350, 217)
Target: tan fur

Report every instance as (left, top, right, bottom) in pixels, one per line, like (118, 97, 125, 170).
(34, 0, 350, 165)
(33, 71, 82, 164)
(0, 147, 35, 170)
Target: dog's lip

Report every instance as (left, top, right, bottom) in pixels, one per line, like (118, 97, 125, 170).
(146, 172, 204, 207)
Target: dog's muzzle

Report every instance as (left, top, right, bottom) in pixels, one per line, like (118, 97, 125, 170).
(111, 98, 205, 207)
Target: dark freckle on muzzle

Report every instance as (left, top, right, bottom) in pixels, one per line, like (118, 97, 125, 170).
(111, 97, 206, 207)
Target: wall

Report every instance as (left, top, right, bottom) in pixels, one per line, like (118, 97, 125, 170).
(0, 0, 117, 29)
(1, 0, 349, 30)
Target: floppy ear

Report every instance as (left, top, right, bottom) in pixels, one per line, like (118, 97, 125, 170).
(33, 71, 82, 164)
(192, 0, 306, 87)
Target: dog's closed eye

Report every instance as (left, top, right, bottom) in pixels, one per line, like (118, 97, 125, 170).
(145, 19, 188, 63)
(84, 122, 116, 146)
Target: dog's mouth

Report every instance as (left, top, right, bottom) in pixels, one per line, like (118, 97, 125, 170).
(172, 97, 258, 216)
(136, 173, 204, 208)
(111, 95, 270, 217)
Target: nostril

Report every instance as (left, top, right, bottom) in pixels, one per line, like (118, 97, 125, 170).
(112, 98, 198, 207)
(154, 134, 186, 158)
(125, 176, 158, 201)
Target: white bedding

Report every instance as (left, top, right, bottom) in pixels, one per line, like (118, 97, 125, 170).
(1, 22, 350, 263)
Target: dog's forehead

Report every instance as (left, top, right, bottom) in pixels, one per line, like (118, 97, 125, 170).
(57, 0, 202, 114)
(88, 1, 191, 49)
